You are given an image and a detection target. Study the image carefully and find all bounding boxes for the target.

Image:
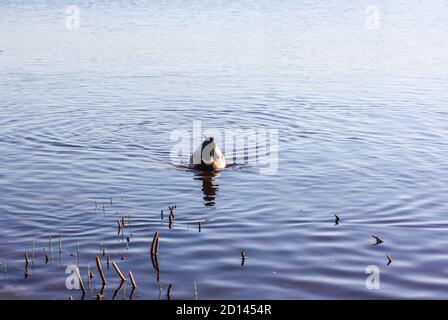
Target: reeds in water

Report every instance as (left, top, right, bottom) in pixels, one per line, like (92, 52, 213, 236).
(112, 261, 127, 282)
(58, 233, 63, 256)
(334, 214, 340, 225)
(95, 256, 107, 286)
(387, 254, 392, 266)
(44, 247, 49, 264)
(117, 219, 122, 235)
(150, 232, 160, 279)
(372, 235, 383, 245)
(169, 213, 173, 229)
(129, 271, 137, 289)
(74, 266, 86, 294)
(167, 284, 173, 300)
(151, 232, 160, 256)
(112, 280, 124, 300)
(24, 252, 30, 278)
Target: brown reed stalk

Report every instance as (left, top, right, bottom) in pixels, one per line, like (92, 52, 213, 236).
(167, 284, 173, 300)
(169, 214, 173, 229)
(129, 271, 137, 289)
(117, 219, 122, 235)
(112, 261, 127, 282)
(95, 256, 107, 285)
(151, 232, 159, 256)
(74, 266, 86, 294)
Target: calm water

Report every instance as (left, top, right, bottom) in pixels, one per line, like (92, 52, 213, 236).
(1, 0, 448, 299)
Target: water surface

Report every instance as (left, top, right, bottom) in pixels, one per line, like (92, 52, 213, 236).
(1, 0, 448, 299)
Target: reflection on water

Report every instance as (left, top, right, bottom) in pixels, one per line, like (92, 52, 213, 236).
(194, 171, 221, 207)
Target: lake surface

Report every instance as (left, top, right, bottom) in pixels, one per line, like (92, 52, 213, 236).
(1, 0, 448, 299)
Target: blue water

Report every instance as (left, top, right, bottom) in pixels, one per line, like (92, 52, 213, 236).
(1, 0, 448, 299)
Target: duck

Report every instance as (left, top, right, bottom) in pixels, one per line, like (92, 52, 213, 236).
(190, 137, 226, 171)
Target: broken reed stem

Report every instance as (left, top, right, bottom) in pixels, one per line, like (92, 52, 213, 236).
(129, 271, 137, 289)
(151, 232, 160, 256)
(198, 221, 202, 232)
(95, 256, 107, 285)
(106, 255, 110, 270)
(169, 214, 173, 229)
(74, 266, 86, 294)
(25, 253, 30, 277)
(155, 236, 160, 256)
(112, 261, 127, 282)
(167, 284, 173, 300)
(117, 219, 122, 235)
(112, 280, 124, 300)
(100, 241, 106, 257)
(151, 251, 160, 273)
(161, 209, 164, 220)
(59, 233, 62, 254)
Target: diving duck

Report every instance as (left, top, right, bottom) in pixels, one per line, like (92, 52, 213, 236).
(190, 137, 226, 171)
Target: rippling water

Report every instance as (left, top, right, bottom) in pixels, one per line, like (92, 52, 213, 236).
(1, 0, 448, 299)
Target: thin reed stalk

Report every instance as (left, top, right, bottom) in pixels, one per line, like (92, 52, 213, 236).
(95, 256, 107, 285)
(150, 232, 160, 256)
(167, 284, 173, 300)
(129, 271, 137, 289)
(112, 261, 127, 282)
(74, 266, 86, 294)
